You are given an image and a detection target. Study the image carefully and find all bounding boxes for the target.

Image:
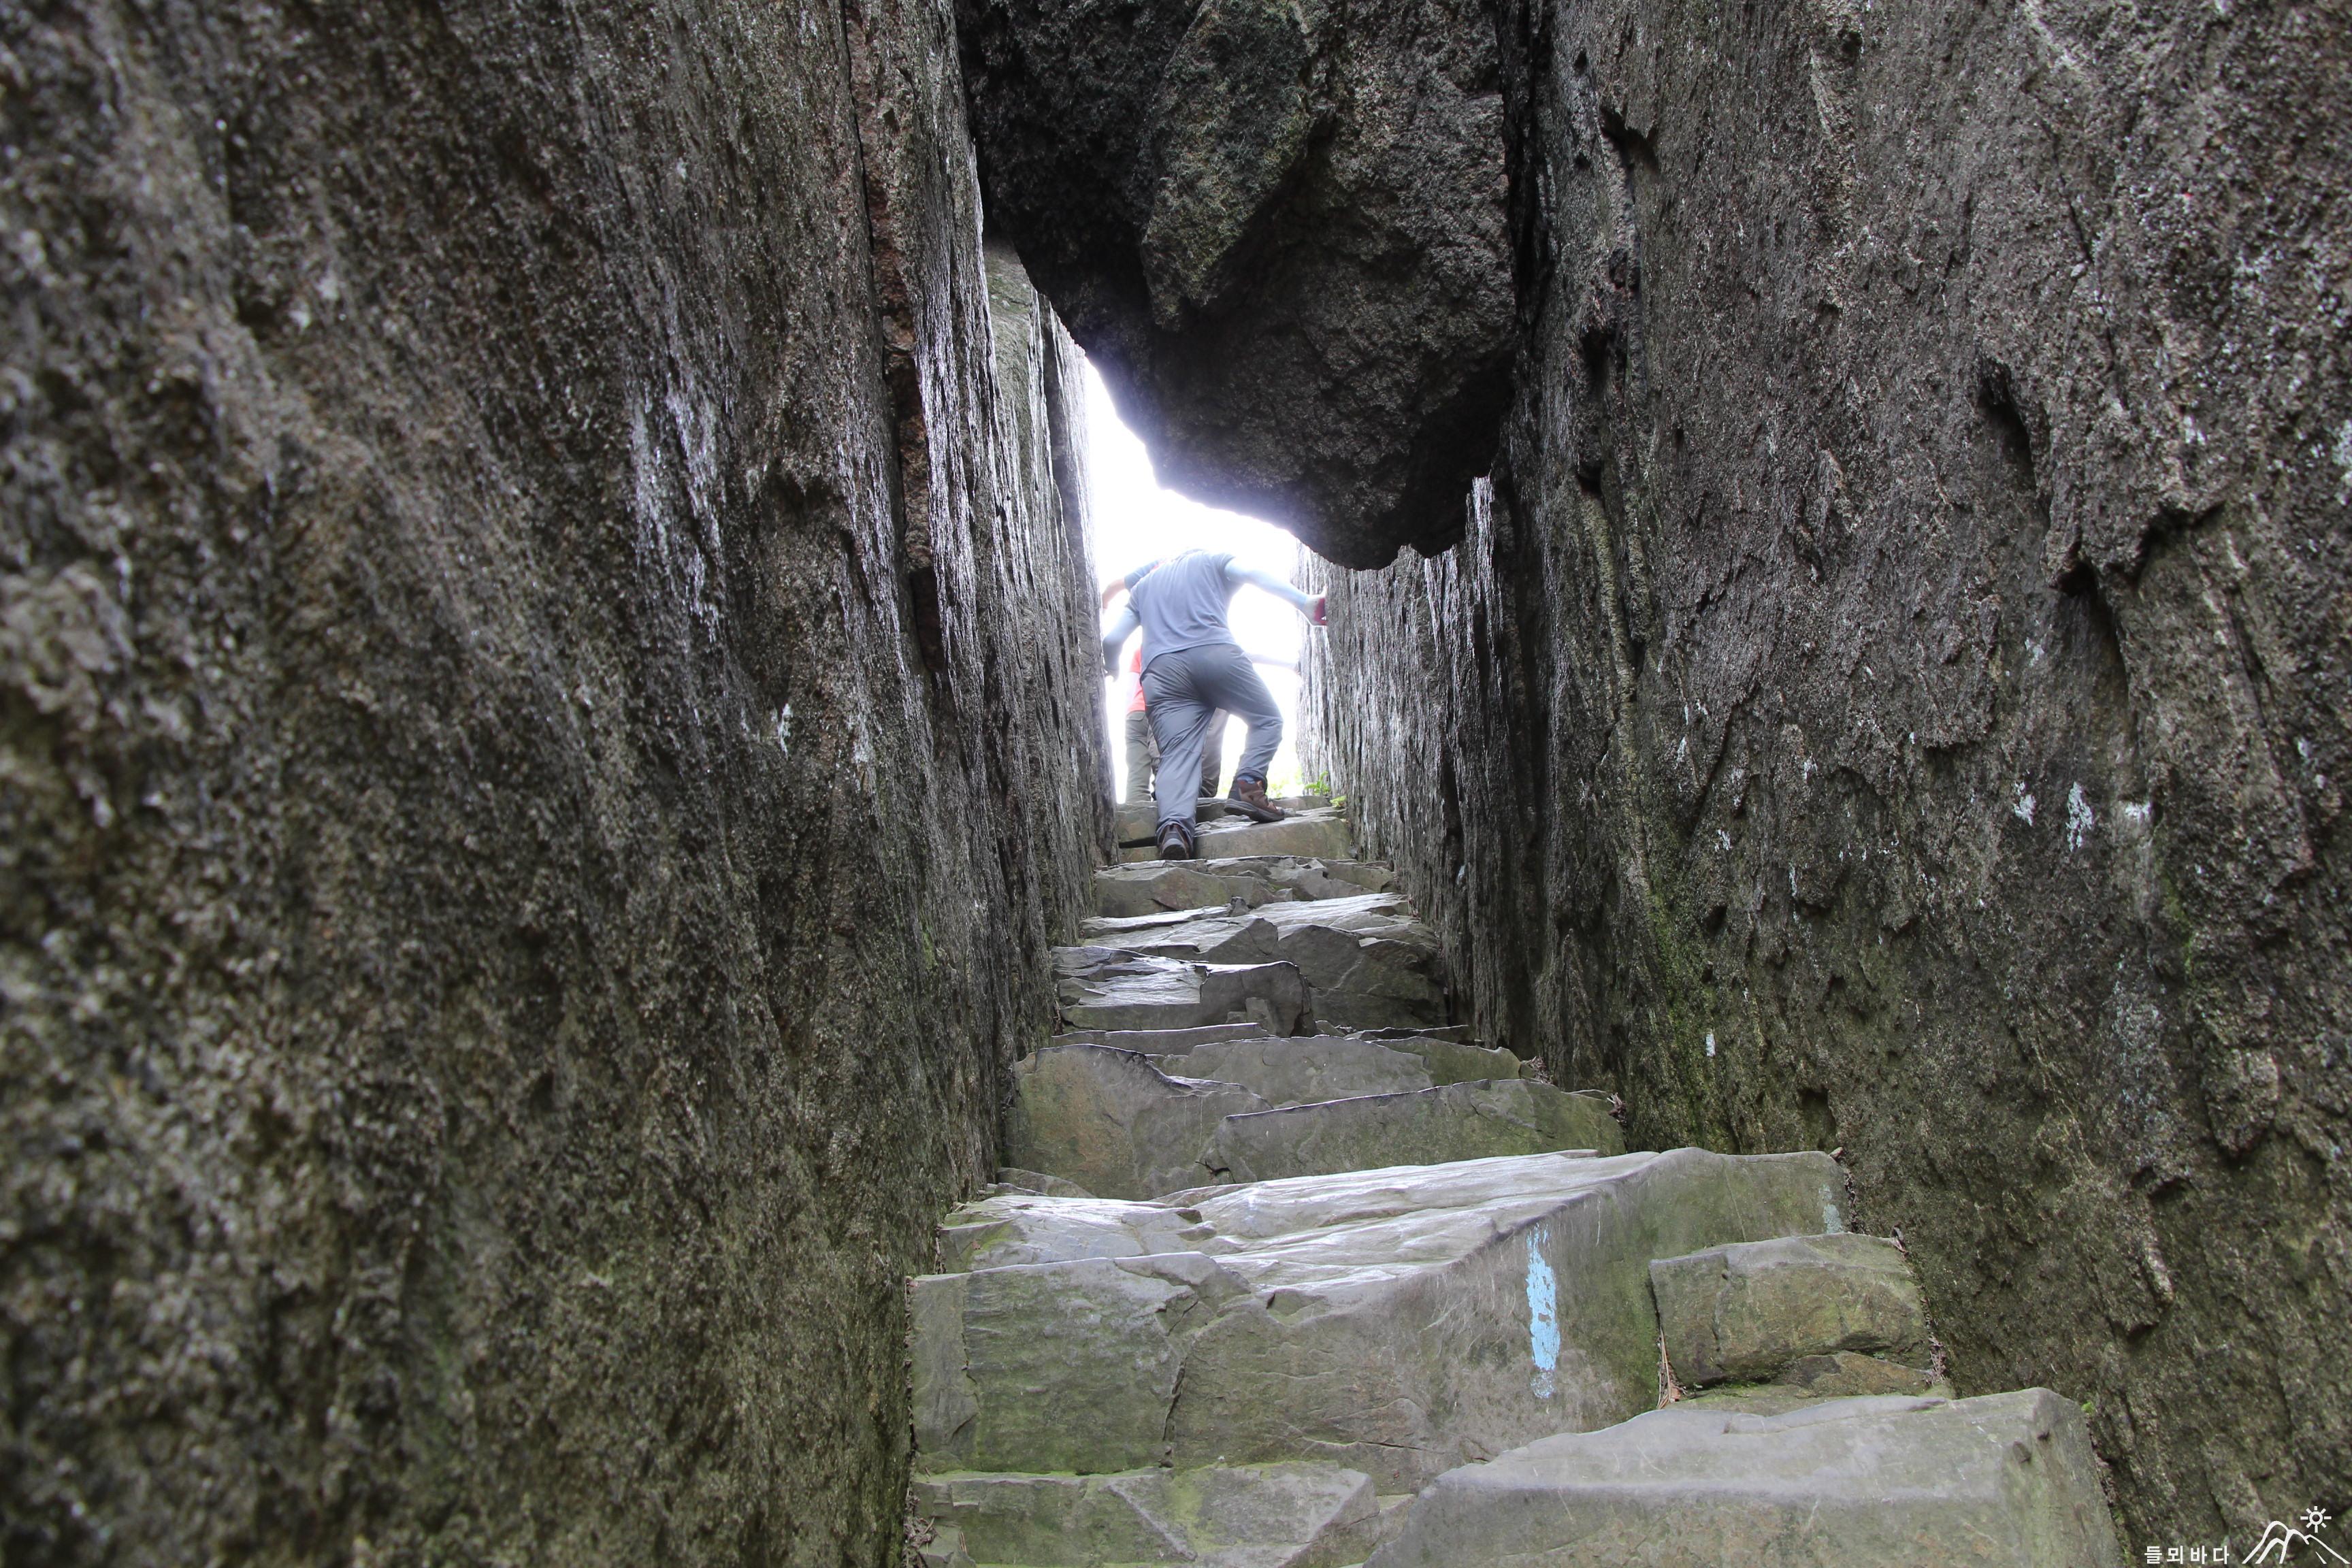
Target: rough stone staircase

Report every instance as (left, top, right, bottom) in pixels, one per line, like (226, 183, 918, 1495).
(909, 803, 2125, 1567)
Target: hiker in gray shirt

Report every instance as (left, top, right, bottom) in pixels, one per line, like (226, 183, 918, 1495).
(1100, 551, 1327, 860)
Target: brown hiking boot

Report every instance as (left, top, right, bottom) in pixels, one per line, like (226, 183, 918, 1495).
(1226, 777, 1286, 823)
(1156, 819, 1197, 860)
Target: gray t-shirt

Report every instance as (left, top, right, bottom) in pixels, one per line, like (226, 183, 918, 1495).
(1127, 551, 1238, 669)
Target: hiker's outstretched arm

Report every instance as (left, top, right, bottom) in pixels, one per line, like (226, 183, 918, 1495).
(1100, 604, 1139, 676)
(1226, 563, 1328, 624)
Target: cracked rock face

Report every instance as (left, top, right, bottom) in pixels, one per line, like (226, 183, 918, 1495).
(956, 0, 1516, 566)
(1303, 0, 2349, 1544)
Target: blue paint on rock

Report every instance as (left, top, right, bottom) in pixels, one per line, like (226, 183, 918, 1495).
(1526, 1229, 1559, 1399)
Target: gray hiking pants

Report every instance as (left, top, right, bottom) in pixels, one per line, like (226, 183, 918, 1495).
(1143, 642, 1281, 828)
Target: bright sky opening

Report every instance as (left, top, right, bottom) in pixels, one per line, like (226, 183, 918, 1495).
(1081, 359, 1311, 799)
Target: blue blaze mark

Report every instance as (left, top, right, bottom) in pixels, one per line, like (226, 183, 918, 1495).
(1526, 1230, 1559, 1399)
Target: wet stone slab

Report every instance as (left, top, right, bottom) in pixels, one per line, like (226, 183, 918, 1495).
(1158, 1035, 1437, 1106)
(1113, 798, 1332, 845)
(1117, 809, 1356, 864)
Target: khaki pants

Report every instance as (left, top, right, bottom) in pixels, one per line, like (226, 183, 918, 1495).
(1126, 706, 1224, 804)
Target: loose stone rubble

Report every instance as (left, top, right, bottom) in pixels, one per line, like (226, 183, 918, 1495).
(913, 804, 2126, 1565)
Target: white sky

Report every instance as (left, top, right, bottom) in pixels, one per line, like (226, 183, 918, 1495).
(1081, 360, 1309, 798)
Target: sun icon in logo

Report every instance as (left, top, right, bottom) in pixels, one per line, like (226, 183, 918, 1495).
(2306, 1508, 2334, 1535)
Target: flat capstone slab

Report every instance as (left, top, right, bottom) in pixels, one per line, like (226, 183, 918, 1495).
(1054, 1022, 1281, 1052)
(1366, 1388, 2125, 1568)
(912, 1148, 1850, 1490)
(1003, 1043, 1586, 1199)
(1113, 798, 1331, 844)
(1082, 892, 1446, 1030)
(1082, 890, 1424, 951)
(1051, 1026, 1487, 1061)
(1650, 1231, 1930, 1387)
(1372, 1034, 1522, 1083)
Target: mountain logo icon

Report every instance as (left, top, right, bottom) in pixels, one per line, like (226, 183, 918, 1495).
(2247, 1509, 2347, 1565)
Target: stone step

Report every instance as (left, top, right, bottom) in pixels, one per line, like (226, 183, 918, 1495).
(1160, 1034, 1439, 1106)
(1365, 1032, 1522, 1083)
(1651, 1232, 1935, 1396)
(1054, 1022, 1294, 1052)
(1115, 797, 1333, 843)
(1003, 1044, 1271, 1201)
(1348, 1024, 1477, 1044)
(1080, 893, 1447, 1031)
(1365, 1388, 2125, 1568)
(1151, 1034, 1522, 1107)
(1049, 1024, 1480, 1054)
(915, 777, 2133, 1564)
(1093, 855, 1396, 920)
(1118, 808, 1355, 864)
(911, 1148, 1850, 1491)
(1206, 1079, 1624, 1183)
(983, 1168, 1094, 1200)
(913, 1461, 1402, 1568)
(1002, 1041, 1607, 1199)
(1055, 947, 1316, 1035)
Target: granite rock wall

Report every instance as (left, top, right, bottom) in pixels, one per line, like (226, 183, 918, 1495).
(0, 0, 1107, 1561)
(1305, 0, 2349, 1545)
